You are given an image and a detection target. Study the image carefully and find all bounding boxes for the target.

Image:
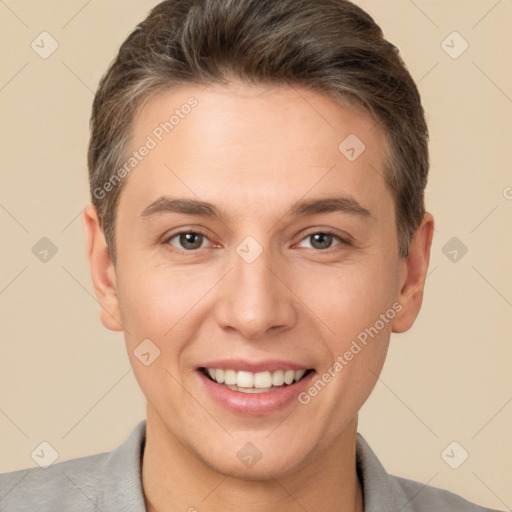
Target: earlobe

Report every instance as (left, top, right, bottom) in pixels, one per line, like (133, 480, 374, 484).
(392, 212, 434, 334)
(83, 203, 124, 332)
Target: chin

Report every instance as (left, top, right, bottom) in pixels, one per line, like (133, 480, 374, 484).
(204, 449, 308, 481)
(187, 429, 316, 480)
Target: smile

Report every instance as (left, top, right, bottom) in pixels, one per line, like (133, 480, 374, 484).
(201, 368, 312, 393)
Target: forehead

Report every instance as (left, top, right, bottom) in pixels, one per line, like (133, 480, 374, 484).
(122, 82, 392, 220)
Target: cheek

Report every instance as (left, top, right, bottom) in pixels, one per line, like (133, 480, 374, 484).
(116, 264, 223, 358)
(299, 260, 397, 410)
(297, 271, 394, 432)
(117, 268, 202, 404)
(298, 259, 398, 341)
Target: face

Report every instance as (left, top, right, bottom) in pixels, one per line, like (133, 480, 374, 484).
(86, 81, 432, 479)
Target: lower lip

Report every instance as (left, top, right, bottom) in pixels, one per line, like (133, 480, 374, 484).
(198, 370, 315, 415)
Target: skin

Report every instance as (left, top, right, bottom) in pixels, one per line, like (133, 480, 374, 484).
(85, 81, 434, 512)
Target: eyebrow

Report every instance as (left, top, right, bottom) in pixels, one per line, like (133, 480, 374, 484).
(141, 197, 222, 219)
(289, 196, 371, 218)
(140, 196, 372, 220)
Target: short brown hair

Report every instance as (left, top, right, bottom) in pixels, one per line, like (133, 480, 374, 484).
(88, 0, 428, 263)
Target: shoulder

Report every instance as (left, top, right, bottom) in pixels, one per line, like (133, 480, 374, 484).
(391, 474, 500, 512)
(355, 433, 502, 512)
(0, 451, 109, 511)
(0, 420, 147, 512)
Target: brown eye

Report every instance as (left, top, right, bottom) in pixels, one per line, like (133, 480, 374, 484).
(168, 232, 208, 250)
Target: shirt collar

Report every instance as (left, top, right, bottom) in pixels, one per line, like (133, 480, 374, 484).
(99, 419, 147, 511)
(356, 432, 415, 511)
(101, 420, 413, 512)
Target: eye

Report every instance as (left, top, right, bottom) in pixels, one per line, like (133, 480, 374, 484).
(166, 231, 211, 251)
(297, 231, 346, 250)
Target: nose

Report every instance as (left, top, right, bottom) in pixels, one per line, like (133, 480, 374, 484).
(213, 243, 298, 340)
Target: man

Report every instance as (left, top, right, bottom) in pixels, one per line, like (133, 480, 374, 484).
(0, 0, 502, 510)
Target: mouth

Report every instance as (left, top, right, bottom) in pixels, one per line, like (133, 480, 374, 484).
(199, 367, 314, 394)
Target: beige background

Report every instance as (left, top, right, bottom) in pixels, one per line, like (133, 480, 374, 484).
(1, 0, 511, 509)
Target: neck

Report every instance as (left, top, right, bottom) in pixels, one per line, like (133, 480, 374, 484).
(142, 405, 364, 512)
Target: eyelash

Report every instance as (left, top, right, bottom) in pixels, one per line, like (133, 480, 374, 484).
(163, 229, 351, 253)
(299, 229, 351, 252)
(164, 229, 212, 252)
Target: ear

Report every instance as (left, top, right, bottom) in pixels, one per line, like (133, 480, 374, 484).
(83, 203, 123, 332)
(392, 212, 434, 333)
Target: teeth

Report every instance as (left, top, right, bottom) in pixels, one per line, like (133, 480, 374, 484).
(236, 371, 254, 388)
(224, 369, 237, 385)
(272, 370, 285, 386)
(204, 368, 308, 389)
(284, 370, 295, 385)
(294, 369, 306, 381)
(215, 368, 225, 384)
(254, 371, 272, 388)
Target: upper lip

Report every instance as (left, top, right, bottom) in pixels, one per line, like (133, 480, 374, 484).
(198, 359, 313, 373)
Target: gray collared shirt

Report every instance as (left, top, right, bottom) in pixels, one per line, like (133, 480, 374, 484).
(0, 419, 501, 511)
